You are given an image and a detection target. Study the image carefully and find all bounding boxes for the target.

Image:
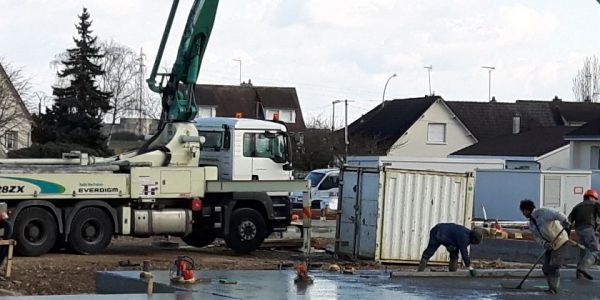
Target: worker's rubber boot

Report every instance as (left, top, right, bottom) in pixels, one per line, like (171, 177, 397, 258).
(417, 259, 428, 272)
(545, 276, 560, 294)
(448, 258, 458, 272)
(577, 251, 596, 280)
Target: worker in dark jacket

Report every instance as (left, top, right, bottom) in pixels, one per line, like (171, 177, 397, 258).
(0, 211, 11, 267)
(417, 223, 483, 275)
(568, 188, 600, 279)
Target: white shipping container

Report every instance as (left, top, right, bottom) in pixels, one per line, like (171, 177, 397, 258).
(337, 166, 474, 264)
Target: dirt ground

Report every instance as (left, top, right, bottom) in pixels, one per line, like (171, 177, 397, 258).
(0, 237, 371, 296)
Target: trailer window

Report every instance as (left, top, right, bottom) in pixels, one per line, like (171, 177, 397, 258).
(198, 131, 223, 150)
(243, 133, 287, 163)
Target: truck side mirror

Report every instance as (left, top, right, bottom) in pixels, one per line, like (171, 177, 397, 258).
(293, 133, 304, 146)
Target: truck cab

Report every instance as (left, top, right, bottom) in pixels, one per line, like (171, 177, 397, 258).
(292, 168, 339, 209)
(194, 117, 294, 181)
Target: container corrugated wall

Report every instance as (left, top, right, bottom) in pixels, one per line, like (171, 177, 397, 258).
(376, 169, 473, 263)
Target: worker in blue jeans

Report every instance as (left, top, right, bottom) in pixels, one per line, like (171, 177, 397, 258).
(417, 223, 483, 276)
(569, 188, 600, 279)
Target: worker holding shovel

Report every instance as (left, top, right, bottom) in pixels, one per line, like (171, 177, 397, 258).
(568, 188, 600, 279)
(519, 199, 573, 294)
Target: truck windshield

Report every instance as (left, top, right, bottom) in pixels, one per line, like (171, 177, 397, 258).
(305, 172, 325, 188)
(199, 131, 223, 150)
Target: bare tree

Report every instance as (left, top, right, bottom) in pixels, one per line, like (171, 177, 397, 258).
(0, 58, 38, 112)
(0, 62, 31, 155)
(573, 56, 600, 102)
(98, 40, 142, 144)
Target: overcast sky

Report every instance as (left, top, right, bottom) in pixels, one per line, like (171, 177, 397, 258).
(2, 0, 600, 125)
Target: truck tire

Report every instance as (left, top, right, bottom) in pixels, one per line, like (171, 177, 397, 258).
(224, 208, 267, 254)
(67, 207, 113, 254)
(181, 231, 217, 248)
(13, 207, 58, 256)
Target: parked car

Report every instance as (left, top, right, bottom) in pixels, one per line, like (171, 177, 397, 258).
(291, 168, 339, 209)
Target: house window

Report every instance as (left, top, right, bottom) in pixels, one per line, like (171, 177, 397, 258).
(265, 109, 295, 123)
(197, 106, 216, 118)
(5, 131, 18, 150)
(591, 146, 600, 169)
(427, 123, 446, 144)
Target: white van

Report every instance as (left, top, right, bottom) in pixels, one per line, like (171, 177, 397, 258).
(291, 168, 339, 209)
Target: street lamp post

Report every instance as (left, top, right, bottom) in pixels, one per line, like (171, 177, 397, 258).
(332, 100, 342, 132)
(424, 65, 432, 95)
(481, 66, 495, 101)
(232, 58, 242, 84)
(382, 73, 397, 108)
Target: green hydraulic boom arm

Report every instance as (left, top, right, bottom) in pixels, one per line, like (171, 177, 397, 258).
(147, 0, 219, 124)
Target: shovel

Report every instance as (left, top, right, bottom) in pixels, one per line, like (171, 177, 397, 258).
(501, 228, 576, 290)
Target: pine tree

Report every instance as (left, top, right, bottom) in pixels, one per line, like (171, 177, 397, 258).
(33, 8, 112, 156)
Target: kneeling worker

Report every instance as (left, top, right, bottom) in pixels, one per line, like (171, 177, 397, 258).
(418, 223, 484, 276)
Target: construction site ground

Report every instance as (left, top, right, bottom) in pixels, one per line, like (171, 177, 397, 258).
(0, 237, 350, 296)
(0, 236, 533, 296)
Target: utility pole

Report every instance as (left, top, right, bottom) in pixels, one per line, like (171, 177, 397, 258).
(138, 48, 146, 136)
(481, 66, 495, 102)
(233, 58, 242, 85)
(332, 100, 342, 131)
(424, 65, 432, 95)
(344, 99, 354, 163)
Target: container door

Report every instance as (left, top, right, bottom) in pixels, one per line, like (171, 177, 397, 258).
(337, 169, 359, 256)
(356, 170, 381, 258)
(378, 169, 470, 263)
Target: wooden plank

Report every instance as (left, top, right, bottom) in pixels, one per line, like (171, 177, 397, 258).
(390, 269, 545, 278)
(5, 241, 14, 278)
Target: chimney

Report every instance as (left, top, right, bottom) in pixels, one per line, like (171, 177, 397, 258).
(512, 112, 521, 135)
(490, 96, 496, 102)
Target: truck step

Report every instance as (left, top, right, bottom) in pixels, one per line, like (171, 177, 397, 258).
(272, 227, 287, 232)
(273, 216, 288, 220)
(272, 203, 287, 208)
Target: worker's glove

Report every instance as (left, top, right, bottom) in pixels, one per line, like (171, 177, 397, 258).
(565, 224, 572, 236)
(543, 242, 553, 250)
(468, 266, 477, 277)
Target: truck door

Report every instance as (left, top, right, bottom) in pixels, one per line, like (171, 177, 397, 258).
(242, 132, 290, 180)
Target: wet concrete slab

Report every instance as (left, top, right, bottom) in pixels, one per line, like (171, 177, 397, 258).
(87, 269, 600, 299)
(390, 269, 546, 278)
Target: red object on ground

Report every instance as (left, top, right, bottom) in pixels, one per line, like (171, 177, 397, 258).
(296, 262, 308, 279)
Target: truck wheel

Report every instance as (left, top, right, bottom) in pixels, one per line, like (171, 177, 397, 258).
(13, 207, 58, 256)
(224, 208, 267, 254)
(67, 207, 113, 254)
(181, 231, 217, 248)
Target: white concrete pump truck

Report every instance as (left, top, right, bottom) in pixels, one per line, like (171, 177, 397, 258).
(0, 0, 309, 256)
